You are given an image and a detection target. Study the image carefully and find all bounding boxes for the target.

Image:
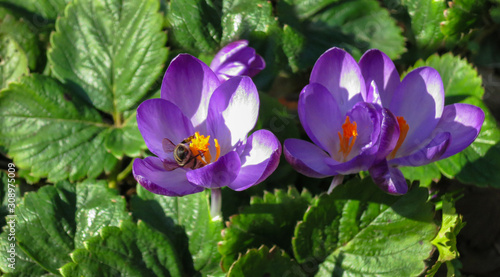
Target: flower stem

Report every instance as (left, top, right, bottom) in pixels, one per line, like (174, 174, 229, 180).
(327, 175, 344, 194)
(117, 159, 134, 182)
(210, 188, 222, 221)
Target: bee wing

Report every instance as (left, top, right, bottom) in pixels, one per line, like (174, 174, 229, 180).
(162, 138, 176, 153)
(163, 159, 179, 171)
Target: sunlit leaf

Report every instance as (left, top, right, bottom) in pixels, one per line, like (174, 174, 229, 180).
(49, 0, 168, 114)
(292, 178, 437, 276)
(219, 187, 313, 272)
(13, 180, 129, 274)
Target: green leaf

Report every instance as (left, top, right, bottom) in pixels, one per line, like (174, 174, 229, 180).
(221, 0, 275, 44)
(400, 163, 441, 187)
(0, 170, 20, 229)
(60, 220, 186, 277)
(0, 232, 49, 276)
(221, 0, 283, 89)
(0, 75, 118, 182)
(104, 110, 144, 158)
(428, 195, 465, 277)
(132, 185, 223, 275)
(435, 97, 500, 187)
(219, 187, 313, 272)
(297, 178, 438, 276)
(278, 0, 341, 20)
(167, 0, 222, 53)
(13, 179, 129, 274)
(227, 245, 307, 277)
(441, 0, 488, 38)
(405, 53, 484, 101)
(401, 0, 446, 52)
(0, 14, 40, 70)
(0, 35, 28, 89)
(0, 0, 70, 20)
(310, 0, 406, 60)
(282, 25, 306, 73)
(49, 0, 168, 114)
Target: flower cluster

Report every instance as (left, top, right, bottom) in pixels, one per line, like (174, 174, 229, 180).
(132, 51, 279, 199)
(133, 41, 484, 205)
(284, 48, 484, 194)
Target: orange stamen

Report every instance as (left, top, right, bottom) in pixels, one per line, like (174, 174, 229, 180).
(214, 139, 221, 162)
(338, 116, 358, 161)
(189, 132, 211, 165)
(187, 132, 222, 165)
(389, 117, 409, 159)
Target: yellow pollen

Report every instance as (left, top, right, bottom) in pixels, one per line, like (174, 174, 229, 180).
(188, 132, 221, 165)
(214, 139, 221, 162)
(389, 116, 409, 159)
(338, 116, 358, 161)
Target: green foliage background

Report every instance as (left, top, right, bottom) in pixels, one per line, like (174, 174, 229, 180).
(1, 0, 500, 276)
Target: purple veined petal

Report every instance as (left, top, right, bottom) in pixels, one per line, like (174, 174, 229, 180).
(137, 99, 194, 160)
(369, 159, 408, 195)
(310, 47, 366, 115)
(390, 132, 451, 166)
(186, 151, 241, 188)
(359, 49, 400, 107)
(228, 130, 281, 191)
(214, 62, 247, 82)
(366, 80, 382, 106)
(432, 103, 485, 160)
(133, 157, 204, 196)
(284, 138, 338, 178)
(323, 153, 375, 175)
(161, 54, 221, 133)
(207, 76, 259, 155)
(374, 108, 400, 160)
(389, 67, 445, 157)
(344, 102, 381, 160)
(210, 40, 250, 70)
(247, 54, 266, 77)
(298, 83, 343, 158)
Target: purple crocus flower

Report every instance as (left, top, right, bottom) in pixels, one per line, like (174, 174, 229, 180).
(210, 40, 265, 82)
(133, 54, 281, 217)
(359, 49, 484, 194)
(283, 48, 399, 193)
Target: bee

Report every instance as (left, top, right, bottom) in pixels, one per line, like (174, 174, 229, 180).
(162, 136, 203, 171)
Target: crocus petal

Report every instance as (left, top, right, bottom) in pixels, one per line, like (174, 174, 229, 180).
(137, 99, 194, 160)
(374, 108, 400, 160)
(324, 154, 374, 175)
(210, 40, 265, 81)
(248, 54, 266, 76)
(133, 157, 204, 196)
(298, 83, 343, 157)
(369, 159, 408, 195)
(310, 47, 366, 115)
(186, 151, 241, 188)
(391, 132, 451, 166)
(228, 130, 281, 191)
(366, 81, 382, 106)
(161, 54, 220, 133)
(207, 76, 259, 154)
(359, 49, 400, 107)
(389, 67, 445, 157)
(433, 103, 485, 159)
(210, 40, 250, 70)
(284, 138, 337, 178)
(214, 63, 247, 81)
(344, 102, 381, 159)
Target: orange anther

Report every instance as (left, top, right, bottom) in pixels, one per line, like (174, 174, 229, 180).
(338, 116, 358, 161)
(389, 117, 409, 159)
